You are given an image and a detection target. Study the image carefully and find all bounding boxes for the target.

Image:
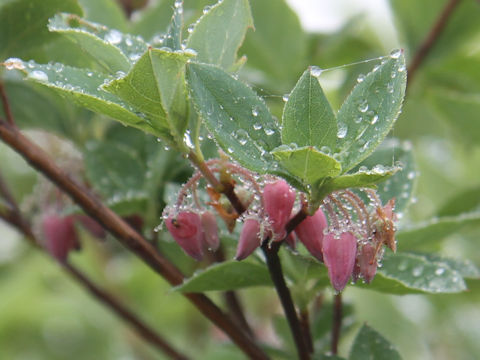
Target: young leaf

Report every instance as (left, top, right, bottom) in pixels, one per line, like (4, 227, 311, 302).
(360, 252, 467, 294)
(349, 324, 402, 360)
(282, 68, 337, 151)
(2, 59, 165, 138)
(161, 0, 183, 51)
(186, 62, 282, 173)
(104, 48, 193, 145)
(0, 0, 83, 60)
(186, 0, 253, 70)
(48, 13, 148, 73)
(174, 261, 272, 292)
(336, 52, 407, 172)
(397, 212, 480, 251)
(355, 138, 416, 215)
(271, 146, 341, 185)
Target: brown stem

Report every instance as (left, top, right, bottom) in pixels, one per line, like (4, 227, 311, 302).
(261, 241, 310, 360)
(0, 194, 189, 360)
(0, 120, 268, 360)
(0, 82, 15, 126)
(300, 309, 313, 354)
(331, 293, 343, 355)
(407, 0, 462, 85)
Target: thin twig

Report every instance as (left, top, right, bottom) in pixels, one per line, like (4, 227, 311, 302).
(407, 0, 462, 85)
(0, 183, 189, 360)
(0, 82, 15, 126)
(331, 293, 343, 355)
(0, 120, 268, 360)
(261, 241, 310, 360)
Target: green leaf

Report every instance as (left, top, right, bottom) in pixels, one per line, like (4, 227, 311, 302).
(397, 212, 480, 251)
(239, 0, 307, 91)
(355, 138, 416, 215)
(162, 1, 183, 51)
(360, 252, 467, 294)
(77, 0, 127, 31)
(186, 0, 253, 70)
(321, 165, 398, 194)
(129, 1, 173, 41)
(0, 0, 83, 60)
(174, 260, 272, 292)
(336, 52, 407, 172)
(437, 186, 480, 217)
(104, 48, 192, 145)
(186, 62, 282, 173)
(3, 59, 162, 137)
(48, 13, 148, 74)
(420, 254, 480, 280)
(282, 68, 337, 150)
(271, 146, 341, 185)
(349, 324, 402, 360)
(84, 140, 146, 199)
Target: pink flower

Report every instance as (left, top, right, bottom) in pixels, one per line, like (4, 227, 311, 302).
(294, 209, 328, 261)
(42, 214, 79, 262)
(322, 232, 357, 292)
(235, 219, 261, 260)
(357, 243, 377, 283)
(166, 211, 204, 261)
(263, 180, 296, 240)
(201, 211, 220, 251)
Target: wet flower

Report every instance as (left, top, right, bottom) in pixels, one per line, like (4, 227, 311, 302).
(263, 180, 296, 240)
(294, 209, 328, 261)
(322, 232, 357, 292)
(200, 211, 220, 251)
(165, 211, 204, 261)
(235, 218, 262, 260)
(356, 243, 377, 283)
(42, 214, 79, 262)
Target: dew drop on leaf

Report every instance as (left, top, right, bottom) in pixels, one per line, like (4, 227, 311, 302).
(337, 122, 347, 138)
(310, 66, 322, 77)
(28, 70, 48, 82)
(390, 49, 402, 59)
(105, 29, 122, 45)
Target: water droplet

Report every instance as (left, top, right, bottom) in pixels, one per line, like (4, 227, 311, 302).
(337, 123, 347, 138)
(435, 268, 445, 276)
(235, 129, 249, 145)
(203, 5, 211, 14)
(28, 70, 48, 82)
(174, 0, 183, 8)
(253, 123, 262, 131)
(398, 64, 406, 72)
(357, 99, 368, 113)
(357, 73, 366, 83)
(359, 165, 368, 172)
(227, 147, 234, 153)
(370, 114, 379, 124)
(372, 164, 385, 174)
(129, 53, 141, 62)
(310, 66, 322, 77)
(184, 48, 198, 57)
(387, 83, 394, 93)
(390, 49, 402, 59)
(412, 265, 423, 277)
(105, 29, 122, 45)
(355, 115, 363, 124)
(252, 106, 259, 117)
(187, 24, 195, 33)
(320, 146, 331, 154)
(264, 128, 275, 136)
(407, 171, 416, 180)
(282, 94, 289, 102)
(398, 261, 408, 271)
(125, 37, 133, 47)
(4, 58, 25, 70)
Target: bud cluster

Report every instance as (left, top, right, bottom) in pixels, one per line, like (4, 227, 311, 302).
(163, 160, 397, 292)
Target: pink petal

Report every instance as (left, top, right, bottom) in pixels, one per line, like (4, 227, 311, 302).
(294, 209, 328, 261)
(263, 180, 296, 240)
(235, 219, 261, 261)
(201, 211, 220, 251)
(322, 232, 357, 292)
(166, 211, 204, 261)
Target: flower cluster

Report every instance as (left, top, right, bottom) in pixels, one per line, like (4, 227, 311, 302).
(163, 161, 397, 292)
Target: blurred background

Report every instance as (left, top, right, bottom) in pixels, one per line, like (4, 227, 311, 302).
(1, 0, 479, 359)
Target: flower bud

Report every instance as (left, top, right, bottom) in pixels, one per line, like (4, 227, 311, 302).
(358, 243, 377, 283)
(201, 211, 220, 251)
(263, 180, 296, 240)
(294, 209, 327, 261)
(42, 214, 79, 262)
(166, 211, 204, 261)
(235, 219, 261, 261)
(322, 232, 357, 292)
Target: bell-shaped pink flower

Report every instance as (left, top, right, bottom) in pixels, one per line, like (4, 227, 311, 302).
(294, 209, 328, 261)
(166, 211, 204, 261)
(42, 214, 79, 262)
(263, 180, 296, 240)
(358, 243, 377, 283)
(235, 219, 261, 260)
(201, 211, 220, 251)
(322, 232, 357, 292)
